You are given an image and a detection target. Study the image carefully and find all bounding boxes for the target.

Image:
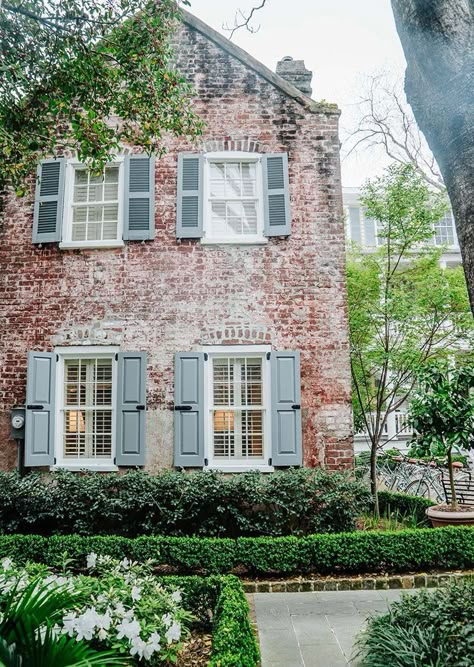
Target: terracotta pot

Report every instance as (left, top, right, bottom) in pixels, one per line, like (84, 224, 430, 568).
(426, 504, 474, 527)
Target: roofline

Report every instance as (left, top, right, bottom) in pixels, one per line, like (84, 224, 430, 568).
(181, 10, 340, 116)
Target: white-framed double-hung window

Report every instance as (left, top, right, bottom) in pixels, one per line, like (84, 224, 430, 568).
(205, 346, 271, 469)
(203, 153, 265, 244)
(60, 159, 124, 248)
(55, 347, 117, 469)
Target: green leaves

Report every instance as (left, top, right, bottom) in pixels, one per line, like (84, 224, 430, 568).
(0, 0, 203, 190)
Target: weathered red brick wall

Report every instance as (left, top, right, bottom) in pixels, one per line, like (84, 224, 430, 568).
(0, 21, 353, 471)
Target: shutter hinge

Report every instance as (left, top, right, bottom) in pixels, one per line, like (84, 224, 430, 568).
(115, 353, 118, 361)
(54, 457, 57, 465)
(266, 352, 271, 360)
(204, 458, 208, 466)
(56, 354, 59, 362)
(114, 457, 117, 465)
(204, 353, 208, 361)
(268, 458, 272, 466)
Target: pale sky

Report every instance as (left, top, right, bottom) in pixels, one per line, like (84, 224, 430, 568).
(189, 0, 407, 187)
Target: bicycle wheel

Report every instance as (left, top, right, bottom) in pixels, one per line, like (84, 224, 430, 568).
(404, 478, 433, 499)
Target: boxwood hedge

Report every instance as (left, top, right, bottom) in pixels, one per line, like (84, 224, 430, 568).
(0, 526, 472, 575)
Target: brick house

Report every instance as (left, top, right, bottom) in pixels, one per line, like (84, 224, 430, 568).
(0, 11, 353, 473)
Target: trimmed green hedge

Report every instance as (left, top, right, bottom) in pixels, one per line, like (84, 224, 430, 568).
(1, 526, 473, 575)
(377, 491, 435, 525)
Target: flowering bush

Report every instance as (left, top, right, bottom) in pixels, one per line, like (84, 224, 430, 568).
(0, 555, 193, 664)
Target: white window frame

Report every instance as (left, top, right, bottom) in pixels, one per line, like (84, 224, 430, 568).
(201, 152, 267, 245)
(60, 158, 125, 249)
(345, 205, 380, 248)
(202, 344, 273, 472)
(53, 346, 119, 471)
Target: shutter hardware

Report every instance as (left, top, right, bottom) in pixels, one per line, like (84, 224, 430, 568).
(292, 404, 301, 410)
(204, 353, 208, 361)
(268, 458, 272, 466)
(174, 405, 192, 411)
(266, 352, 271, 360)
(204, 458, 208, 466)
(136, 405, 145, 411)
(115, 353, 118, 361)
(114, 457, 117, 465)
(26, 404, 44, 410)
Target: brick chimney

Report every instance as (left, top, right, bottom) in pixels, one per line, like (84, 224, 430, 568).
(276, 56, 312, 96)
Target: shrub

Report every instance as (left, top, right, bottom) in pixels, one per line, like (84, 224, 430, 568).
(356, 580, 474, 666)
(0, 526, 473, 575)
(377, 491, 434, 526)
(0, 468, 370, 537)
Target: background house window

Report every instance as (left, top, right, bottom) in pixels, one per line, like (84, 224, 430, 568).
(62, 357, 113, 460)
(70, 165, 121, 243)
(205, 157, 264, 241)
(211, 356, 265, 461)
(433, 211, 456, 246)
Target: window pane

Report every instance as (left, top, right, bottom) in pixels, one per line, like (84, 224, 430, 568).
(63, 358, 113, 460)
(348, 207, 361, 243)
(71, 165, 120, 242)
(364, 215, 377, 246)
(208, 160, 259, 237)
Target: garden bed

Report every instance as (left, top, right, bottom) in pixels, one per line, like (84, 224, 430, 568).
(0, 525, 473, 577)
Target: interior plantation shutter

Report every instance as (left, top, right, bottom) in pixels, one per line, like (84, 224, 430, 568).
(123, 154, 155, 240)
(263, 153, 291, 237)
(116, 352, 147, 466)
(174, 352, 205, 467)
(25, 352, 56, 466)
(270, 351, 302, 466)
(176, 154, 203, 238)
(33, 158, 65, 244)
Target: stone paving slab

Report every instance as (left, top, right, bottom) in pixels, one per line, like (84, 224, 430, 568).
(254, 589, 416, 666)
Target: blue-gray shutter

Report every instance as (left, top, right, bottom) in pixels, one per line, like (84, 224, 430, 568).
(174, 352, 205, 466)
(33, 159, 65, 243)
(271, 351, 302, 466)
(176, 154, 203, 238)
(263, 153, 291, 236)
(116, 352, 147, 466)
(123, 155, 155, 240)
(25, 352, 56, 466)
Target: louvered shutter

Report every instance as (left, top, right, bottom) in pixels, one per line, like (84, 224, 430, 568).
(176, 154, 203, 238)
(116, 352, 147, 466)
(174, 352, 205, 467)
(33, 159, 65, 243)
(124, 155, 155, 240)
(25, 352, 56, 466)
(263, 153, 291, 236)
(271, 351, 302, 466)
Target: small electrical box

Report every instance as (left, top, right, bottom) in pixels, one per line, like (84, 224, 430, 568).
(10, 406, 26, 440)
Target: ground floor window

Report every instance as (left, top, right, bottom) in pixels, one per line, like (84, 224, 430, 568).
(57, 350, 116, 465)
(207, 348, 270, 466)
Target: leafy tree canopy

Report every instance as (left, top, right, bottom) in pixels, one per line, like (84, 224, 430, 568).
(0, 0, 203, 193)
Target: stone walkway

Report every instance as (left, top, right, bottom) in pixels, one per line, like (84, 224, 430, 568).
(254, 589, 414, 666)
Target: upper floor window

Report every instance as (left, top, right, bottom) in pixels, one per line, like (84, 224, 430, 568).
(63, 161, 123, 247)
(346, 205, 379, 247)
(204, 155, 264, 243)
(33, 154, 155, 247)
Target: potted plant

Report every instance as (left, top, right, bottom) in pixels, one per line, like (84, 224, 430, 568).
(409, 363, 474, 527)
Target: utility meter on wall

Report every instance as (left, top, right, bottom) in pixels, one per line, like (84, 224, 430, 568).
(10, 407, 26, 440)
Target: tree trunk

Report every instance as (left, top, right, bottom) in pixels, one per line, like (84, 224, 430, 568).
(446, 446, 459, 510)
(391, 0, 474, 314)
(370, 438, 380, 518)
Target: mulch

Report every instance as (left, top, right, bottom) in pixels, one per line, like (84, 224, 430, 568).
(177, 630, 213, 666)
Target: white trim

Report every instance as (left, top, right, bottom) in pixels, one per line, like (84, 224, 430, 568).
(202, 344, 271, 468)
(202, 152, 266, 245)
(61, 157, 124, 248)
(54, 345, 118, 468)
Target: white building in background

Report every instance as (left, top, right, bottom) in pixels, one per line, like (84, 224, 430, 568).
(343, 187, 463, 453)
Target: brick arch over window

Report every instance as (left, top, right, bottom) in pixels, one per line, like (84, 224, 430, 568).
(200, 136, 262, 154)
(200, 325, 272, 346)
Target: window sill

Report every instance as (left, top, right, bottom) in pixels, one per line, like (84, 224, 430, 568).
(59, 241, 124, 250)
(50, 464, 119, 472)
(200, 237, 268, 246)
(205, 465, 275, 473)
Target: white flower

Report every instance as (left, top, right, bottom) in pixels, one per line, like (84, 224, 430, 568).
(62, 612, 78, 637)
(146, 631, 161, 655)
(120, 557, 130, 570)
(114, 602, 126, 616)
(130, 636, 147, 659)
(131, 586, 141, 601)
(98, 628, 108, 641)
(1, 558, 13, 571)
(165, 621, 181, 644)
(171, 590, 182, 603)
(96, 611, 111, 631)
(86, 553, 97, 569)
(75, 608, 98, 641)
(162, 613, 172, 628)
(116, 618, 141, 641)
